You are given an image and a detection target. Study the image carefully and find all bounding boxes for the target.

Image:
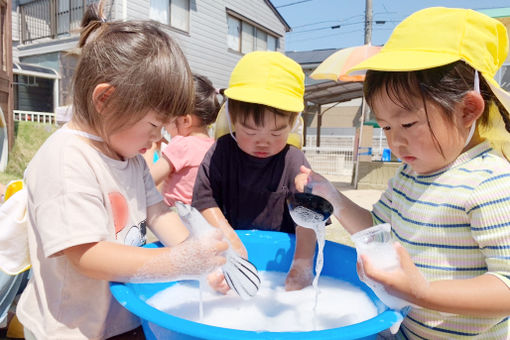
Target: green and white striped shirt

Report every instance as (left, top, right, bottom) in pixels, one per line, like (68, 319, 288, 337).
(373, 141, 510, 339)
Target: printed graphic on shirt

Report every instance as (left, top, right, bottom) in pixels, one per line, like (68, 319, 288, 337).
(109, 191, 146, 246)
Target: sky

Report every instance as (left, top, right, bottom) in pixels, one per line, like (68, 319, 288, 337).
(270, 0, 510, 52)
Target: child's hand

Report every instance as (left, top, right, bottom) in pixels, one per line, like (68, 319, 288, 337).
(295, 166, 340, 207)
(172, 229, 228, 277)
(359, 242, 429, 305)
(285, 258, 314, 291)
(207, 268, 230, 294)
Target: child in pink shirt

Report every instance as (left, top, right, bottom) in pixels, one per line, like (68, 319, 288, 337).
(144, 74, 220, 206)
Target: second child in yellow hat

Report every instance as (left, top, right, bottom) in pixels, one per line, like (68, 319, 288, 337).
(296, 7, 510, 339)
(192, 51, 317, 292)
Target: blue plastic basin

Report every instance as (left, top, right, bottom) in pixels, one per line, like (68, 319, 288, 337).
(110, 230, 402, 340)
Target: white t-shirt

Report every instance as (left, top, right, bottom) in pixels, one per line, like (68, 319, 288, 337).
(17, 127, 163, 339)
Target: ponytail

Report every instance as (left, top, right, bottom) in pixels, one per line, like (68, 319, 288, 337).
(79, 1, 106, 48)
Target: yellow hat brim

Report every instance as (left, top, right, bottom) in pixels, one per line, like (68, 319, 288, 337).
(225, 87, 304, 112)
(348, 49, 461, 74)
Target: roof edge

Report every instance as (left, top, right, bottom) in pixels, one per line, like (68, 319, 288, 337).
(264, 0, 292, 32)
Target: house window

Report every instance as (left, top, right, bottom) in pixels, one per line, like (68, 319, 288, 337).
(227, 14, 278, 53)
(150, 0, 189, 32)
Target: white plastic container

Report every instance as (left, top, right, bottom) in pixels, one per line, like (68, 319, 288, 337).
(351, 223, 409, 311)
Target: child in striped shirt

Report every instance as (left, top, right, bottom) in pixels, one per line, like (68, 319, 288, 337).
(297, 7, 510, 339)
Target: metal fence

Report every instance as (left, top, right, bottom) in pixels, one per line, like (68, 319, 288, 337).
(14, 110, 55, 124)
(302, 130, 390, 182)
(19, 0, 94, 44)
(303, 135, 355, 181)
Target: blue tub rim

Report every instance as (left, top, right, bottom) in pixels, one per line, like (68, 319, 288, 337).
(110, 230, 403, 340)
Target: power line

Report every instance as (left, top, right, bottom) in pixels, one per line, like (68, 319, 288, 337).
(275, 0, 313, 8)
(290, 12, 395, 30)
(290, 20, 397, 34)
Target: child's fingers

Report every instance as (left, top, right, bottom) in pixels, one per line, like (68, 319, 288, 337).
(207, 270, 230, 294)
(360, 254, 393, 284)
(395, 242, 413, 268)
(204, 229, 229, 253)
(299, 165, 312, 175)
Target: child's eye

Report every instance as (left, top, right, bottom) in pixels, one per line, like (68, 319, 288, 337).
(382, 126, 391, 131)
(402, 122, 416, 128)
(271, 133, 282, 137)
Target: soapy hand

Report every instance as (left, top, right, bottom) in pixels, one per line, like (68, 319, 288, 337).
(170, 229, 228, 277)
(358, 242, 429, 307)
(285, 258, 314, 291)
(131, 229, 227, 283)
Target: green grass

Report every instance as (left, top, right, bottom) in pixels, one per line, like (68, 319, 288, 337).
(0, 121, 58, 185)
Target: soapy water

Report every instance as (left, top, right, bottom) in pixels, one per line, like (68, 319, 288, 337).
(287, 198, 331, 325)
(352, 224, 410, 313)
(289, 206, 327, 229)
(147, 271, 378, 332)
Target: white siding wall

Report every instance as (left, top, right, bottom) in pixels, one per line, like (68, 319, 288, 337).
(124, 0, 288, 89)
(12, 0, 20, 42)
(12, 0, 288, 90)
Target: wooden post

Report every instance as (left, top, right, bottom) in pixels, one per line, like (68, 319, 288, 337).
(0, 0, 13, 151)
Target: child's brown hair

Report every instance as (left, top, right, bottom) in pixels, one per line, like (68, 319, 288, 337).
(72, 2, 194, 141)
(227, 99, 298, 128)
(364, 61, 510, 158)
(188, 74, 220, 126)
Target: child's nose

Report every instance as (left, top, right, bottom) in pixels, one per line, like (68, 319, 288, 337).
(390, 132, 407, 147)
(152, 128, 163, 142)
(255, 136, 269, 146)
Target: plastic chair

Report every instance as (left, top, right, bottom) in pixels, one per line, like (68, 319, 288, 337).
(0, 180, 30, 338)
(213, 103, 304, 149)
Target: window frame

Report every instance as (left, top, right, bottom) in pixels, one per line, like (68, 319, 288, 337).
(149, 0, 190, 33)
(226, 10, 280, 54)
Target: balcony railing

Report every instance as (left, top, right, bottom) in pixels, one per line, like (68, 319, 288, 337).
(19, 0, 96, 44)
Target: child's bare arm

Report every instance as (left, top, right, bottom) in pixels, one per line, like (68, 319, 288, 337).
(285, 226, 316, 291)
(201, 206, 247, 258)
(296, 166, 373, 234)
(147, 200, 188, 246)
(62, 235, 227, 283)
(148, 154, 174, 186)
(362, 243, 510, 316)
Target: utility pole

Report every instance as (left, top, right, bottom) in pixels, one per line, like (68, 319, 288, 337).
(364, 0, 372, 44)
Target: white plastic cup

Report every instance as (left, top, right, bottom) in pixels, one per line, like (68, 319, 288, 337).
(351, 223, 409, 311)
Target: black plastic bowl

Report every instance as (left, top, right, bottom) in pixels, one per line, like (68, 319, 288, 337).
(287, 192, 334, 222)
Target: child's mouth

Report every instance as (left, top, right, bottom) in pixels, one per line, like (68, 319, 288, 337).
(254, 151, 268, 158)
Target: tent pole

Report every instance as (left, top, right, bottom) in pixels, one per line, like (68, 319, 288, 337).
(353, 97, 366, 188)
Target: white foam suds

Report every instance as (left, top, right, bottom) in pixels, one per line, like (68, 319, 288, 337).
(147, 271, 378, 332)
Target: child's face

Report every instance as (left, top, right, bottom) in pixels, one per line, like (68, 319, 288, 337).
(109, 110, 164, 160)
(234, 109, 291, 158)
(371, 90, 468, 174)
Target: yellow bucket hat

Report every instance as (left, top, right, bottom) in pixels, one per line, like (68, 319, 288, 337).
(349, 7, 510, 151)
(225, 51, 305, 112)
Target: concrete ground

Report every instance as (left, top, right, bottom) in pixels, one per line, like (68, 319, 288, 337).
(325, 181, 383, 247)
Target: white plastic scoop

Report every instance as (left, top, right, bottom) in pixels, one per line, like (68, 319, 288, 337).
(175, 202, 260, 300)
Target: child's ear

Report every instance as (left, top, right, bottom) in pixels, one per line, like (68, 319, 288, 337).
(92, 83, 115, 114)
(461, 91, 485, 127)
(182, 114, 193, 128)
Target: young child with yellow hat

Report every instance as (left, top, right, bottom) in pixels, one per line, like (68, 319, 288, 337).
(296, 7, 510, 339)
(192, 51, 317, 292)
